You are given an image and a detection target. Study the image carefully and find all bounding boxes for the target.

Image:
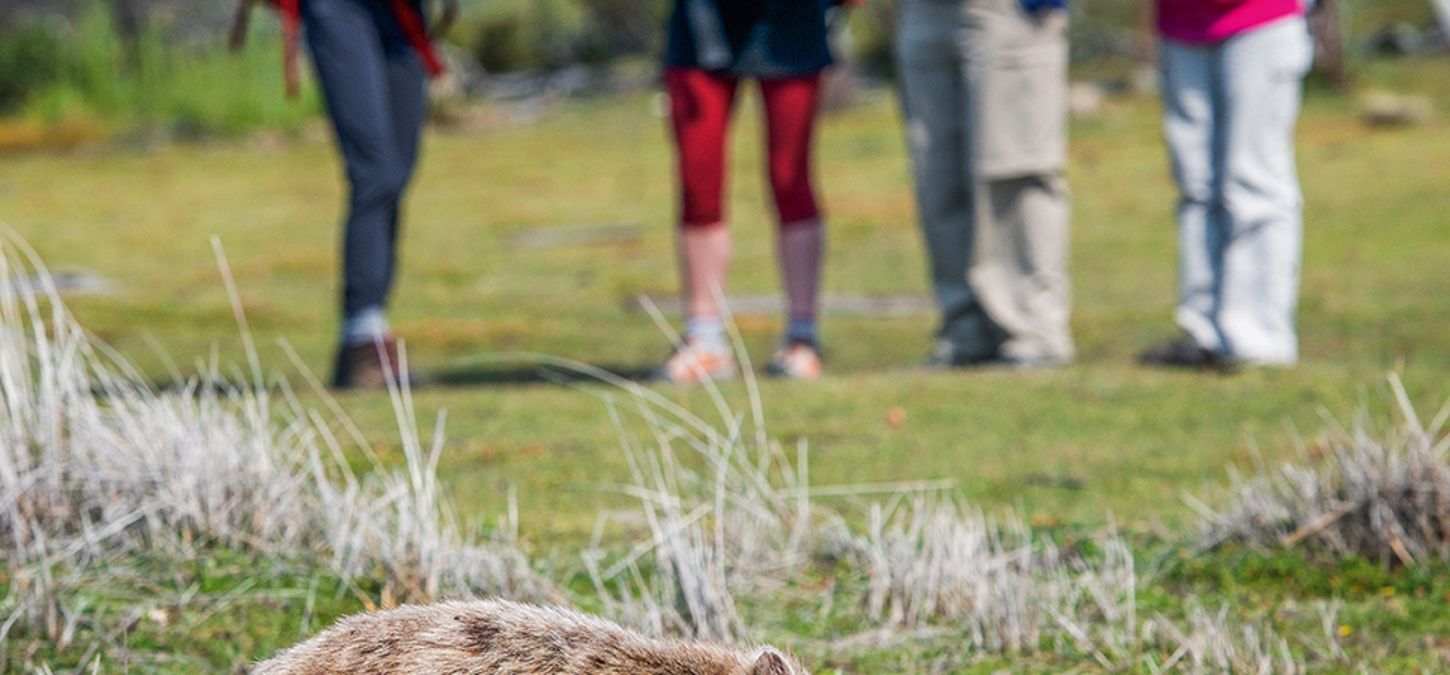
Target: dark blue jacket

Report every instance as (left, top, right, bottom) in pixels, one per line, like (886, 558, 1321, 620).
(665, 0, 835, 78)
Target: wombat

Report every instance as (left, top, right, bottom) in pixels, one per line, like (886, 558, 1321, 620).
(254, 599, 808, 674)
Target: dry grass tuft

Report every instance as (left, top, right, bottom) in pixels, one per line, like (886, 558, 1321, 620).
(1192, 375, 1450, 567)
(0, 230, 554, 657)
(564, 316, 1351, 669)
(0, 233, 1380, 670)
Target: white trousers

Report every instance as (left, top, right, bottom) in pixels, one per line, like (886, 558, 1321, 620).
(1161, 17, 1313, 364)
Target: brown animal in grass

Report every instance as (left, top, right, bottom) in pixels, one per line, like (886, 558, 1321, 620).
(253, 599, 808, 674)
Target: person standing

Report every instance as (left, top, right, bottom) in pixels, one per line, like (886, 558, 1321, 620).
(1140, 0, 1313, 369)
(896, 0, 1075, 370)
(656, 0, 855, 384)
(298, 0, 446, 389)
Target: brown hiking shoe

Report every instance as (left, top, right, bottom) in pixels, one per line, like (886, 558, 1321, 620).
(1138, 337, 1238, 373)
(331, 336, 416, 390)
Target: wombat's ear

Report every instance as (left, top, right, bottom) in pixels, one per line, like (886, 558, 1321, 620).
(748, 648, 794, 675)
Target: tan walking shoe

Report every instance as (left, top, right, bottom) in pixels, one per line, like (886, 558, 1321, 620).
(765, 341, 824, 381)
(653, 342, 738, 385)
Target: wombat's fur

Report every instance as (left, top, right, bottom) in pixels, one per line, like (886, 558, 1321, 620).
(254, 599, 808, 674)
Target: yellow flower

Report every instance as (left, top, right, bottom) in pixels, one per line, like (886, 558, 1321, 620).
(1337, 625, 1354, 637)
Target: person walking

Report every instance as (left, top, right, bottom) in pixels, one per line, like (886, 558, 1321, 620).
(1140, 0, 1314, 369)
(896, 0, 1075, 370)
(296, 0, 447, 389)
(655, 0, 855, 384)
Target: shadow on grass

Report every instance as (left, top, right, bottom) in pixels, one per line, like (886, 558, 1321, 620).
(427, 360, 657, 388)
(128, 361, 657, 394)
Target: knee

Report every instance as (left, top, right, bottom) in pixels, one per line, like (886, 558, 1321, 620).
(774, 183, 819, 225)
(769, 165, 818, 224)
(1178, 184, 1214, 210)
(350, 161, 413, 207)
(1220, 172, 1301, 224)
(1170, 160, 1215, 207)
(678, 169, 725, 226)
(681, 199, 725, 228)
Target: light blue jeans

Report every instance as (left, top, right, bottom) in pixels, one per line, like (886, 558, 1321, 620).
(1161, 17, 1313, 365)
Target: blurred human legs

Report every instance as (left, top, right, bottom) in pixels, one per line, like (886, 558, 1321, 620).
(304, 0, 426, 344)
(1162, 18, 1311, 364)
(668, 68, 827, 349)
(897, 0, 1073, 364)
(761, 75, 825, 342)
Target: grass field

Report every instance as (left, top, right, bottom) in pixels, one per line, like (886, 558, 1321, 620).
(2, 56, 1449, 671)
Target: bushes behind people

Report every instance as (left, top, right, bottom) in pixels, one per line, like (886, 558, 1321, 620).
(0, 0, 315, 143)
(0, 0, 1442, 141)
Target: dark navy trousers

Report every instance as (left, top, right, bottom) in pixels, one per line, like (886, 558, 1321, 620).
(304, 0, 427, 319)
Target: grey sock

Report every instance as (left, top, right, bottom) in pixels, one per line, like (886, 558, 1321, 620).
(786, 318, 817, 346)
(342, 306, 389, 346)
(685, 316, 728, 351)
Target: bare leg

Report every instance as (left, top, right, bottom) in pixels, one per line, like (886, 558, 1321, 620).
(681, 222, 733, 324)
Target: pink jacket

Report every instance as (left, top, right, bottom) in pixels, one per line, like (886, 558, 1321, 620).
(1158, 0, 1303, 44)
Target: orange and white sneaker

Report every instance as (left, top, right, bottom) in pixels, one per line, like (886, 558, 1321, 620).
(654, 342, 738, 385)
(765, 341, 824, 381)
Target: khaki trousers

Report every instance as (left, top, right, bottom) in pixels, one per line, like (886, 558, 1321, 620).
(897, 0, 1074, 362)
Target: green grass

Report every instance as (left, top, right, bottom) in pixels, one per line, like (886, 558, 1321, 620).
(1, 57, 1449, 671)
(0, 1, 318, 146)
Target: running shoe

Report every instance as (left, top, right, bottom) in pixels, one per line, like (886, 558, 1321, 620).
(1139, 336, 1237, 373)
(765, 341, 824, 381)
(654, 342, 738, 384)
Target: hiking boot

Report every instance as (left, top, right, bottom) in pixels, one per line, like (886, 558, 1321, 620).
(653, 342, 737, 385)
(331, 335, 417, 390)
(921, 340, 993, 370)
(988, 353, 1071, 371)
(1138, 337, 1237, 373)
(765, 341, 824, 381)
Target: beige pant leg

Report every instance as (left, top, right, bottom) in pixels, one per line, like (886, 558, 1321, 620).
(969, 174, 1074, 361)
(965, 0, 1075, 362)
(897, 0, 998, 358)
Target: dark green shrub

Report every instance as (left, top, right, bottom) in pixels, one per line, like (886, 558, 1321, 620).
(471, 12, 534, 73)
(0, 23, 68, 113)
(466, 0, 671, 73)
(851, 0, 899, 79)
(2, 0, 317, 138)
(467, 0, 583, 73)
(573, 0, 669, 56)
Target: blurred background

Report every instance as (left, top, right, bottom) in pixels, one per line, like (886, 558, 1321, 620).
(1, 0, 1445, 144)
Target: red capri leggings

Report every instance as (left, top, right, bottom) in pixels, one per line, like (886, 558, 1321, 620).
(667, 67, 823, 228)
